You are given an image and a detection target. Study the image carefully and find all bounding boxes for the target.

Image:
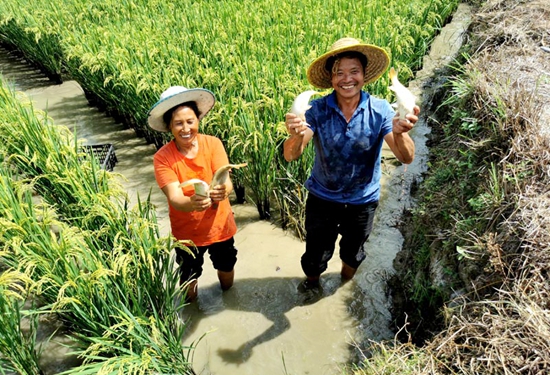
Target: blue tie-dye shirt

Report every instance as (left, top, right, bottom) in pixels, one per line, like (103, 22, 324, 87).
(304, 90, 394, 204)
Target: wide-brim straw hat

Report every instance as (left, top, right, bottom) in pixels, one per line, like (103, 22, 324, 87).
(147, 86, 216, 132)
(307, 37, 390, 89)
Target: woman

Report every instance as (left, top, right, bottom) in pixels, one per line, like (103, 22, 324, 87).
(148, 86, 238, 302)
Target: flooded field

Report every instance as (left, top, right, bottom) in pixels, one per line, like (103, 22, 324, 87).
(0, 5, 471, 373)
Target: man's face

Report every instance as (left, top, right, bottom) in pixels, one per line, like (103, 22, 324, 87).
(330, 57, 365, 100)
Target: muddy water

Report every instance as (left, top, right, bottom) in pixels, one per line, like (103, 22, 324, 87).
(0, 6, 471, 374)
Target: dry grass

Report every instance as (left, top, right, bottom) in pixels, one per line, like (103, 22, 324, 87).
(424, 0, 550, 373)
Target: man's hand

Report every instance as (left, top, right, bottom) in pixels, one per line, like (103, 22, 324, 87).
(392, 105, 420, 134)
(285, 113, 309, 136)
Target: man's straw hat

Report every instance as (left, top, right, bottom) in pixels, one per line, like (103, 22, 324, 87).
(307, 37, 390, 89)
(147, 86, 215, 132)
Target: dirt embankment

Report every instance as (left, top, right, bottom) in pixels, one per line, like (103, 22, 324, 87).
(389, 0, 550, 372)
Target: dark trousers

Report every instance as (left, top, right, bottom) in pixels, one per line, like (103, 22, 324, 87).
(302, 193, 378, 277)
(175, 237, 237, 282)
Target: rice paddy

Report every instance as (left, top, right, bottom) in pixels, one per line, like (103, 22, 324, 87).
(0, 0, 459, 233)
(0, 81, 195, 373)
(0, 0, 460, 373)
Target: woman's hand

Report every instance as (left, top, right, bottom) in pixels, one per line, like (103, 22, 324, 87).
(209, 184, 229, 203)
(190, 194, 212, 211)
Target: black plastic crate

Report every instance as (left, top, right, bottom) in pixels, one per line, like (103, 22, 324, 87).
(81, 144, 118, 172)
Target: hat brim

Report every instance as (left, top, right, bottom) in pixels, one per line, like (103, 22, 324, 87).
(307, 44, 390, 89)
(147, 88, 216, 132)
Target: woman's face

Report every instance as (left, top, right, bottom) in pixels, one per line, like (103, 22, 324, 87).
(330, 56, 365, 100)
(170, 105, 199, 148)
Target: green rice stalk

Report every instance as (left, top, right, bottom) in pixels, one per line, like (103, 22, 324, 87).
(0, 270, 44, 375)
(0, 81, 196, 369)
(60, 303, 198, 375)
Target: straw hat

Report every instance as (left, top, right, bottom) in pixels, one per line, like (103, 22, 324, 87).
(306, 37, 390, 89)
(147, 86, 216, 132)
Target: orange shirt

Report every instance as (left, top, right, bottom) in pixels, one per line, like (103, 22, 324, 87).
(153, 134, 237, 246)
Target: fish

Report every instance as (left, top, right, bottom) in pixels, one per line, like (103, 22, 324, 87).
(178, 163, 248, 197)
(290, 90, 320, 122)
(388, 67, 417, 120)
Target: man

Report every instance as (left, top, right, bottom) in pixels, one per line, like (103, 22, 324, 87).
(284, 37, 419, 292)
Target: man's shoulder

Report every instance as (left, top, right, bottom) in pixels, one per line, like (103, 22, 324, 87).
(309, 94, 332, 113)
(363, 91, 388, 105)
(363, 92, 393, 115)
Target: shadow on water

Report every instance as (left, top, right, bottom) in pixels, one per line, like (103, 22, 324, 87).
(0, 47, 54, 91)
(180, 273, 342, 365)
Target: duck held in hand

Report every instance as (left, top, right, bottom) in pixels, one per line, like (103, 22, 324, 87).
(290, 90, 320, 121)
(178, 163, 248, 197)
(388, 67, 416, 120)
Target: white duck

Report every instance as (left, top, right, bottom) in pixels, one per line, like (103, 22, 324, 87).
(290, 90, 320, 122)
(388, 67, 417, 120)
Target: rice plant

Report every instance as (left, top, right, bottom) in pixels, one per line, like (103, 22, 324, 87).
(0, 79, 197, 372)
(60, 303, 198, 375)
(0, 270, 44, 375)
(0, 162, 194, 373)
(0, 0, 459, 234)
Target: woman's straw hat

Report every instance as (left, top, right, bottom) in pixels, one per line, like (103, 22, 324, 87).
(147, 86, 215, 132)
(307, 37, 390, 89)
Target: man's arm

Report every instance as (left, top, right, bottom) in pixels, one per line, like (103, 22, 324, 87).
(384, 106, 420, 164)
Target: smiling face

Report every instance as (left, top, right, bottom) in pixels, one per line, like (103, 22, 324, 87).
(330, 56, 366, 101)
(169, 105, 200, 149)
